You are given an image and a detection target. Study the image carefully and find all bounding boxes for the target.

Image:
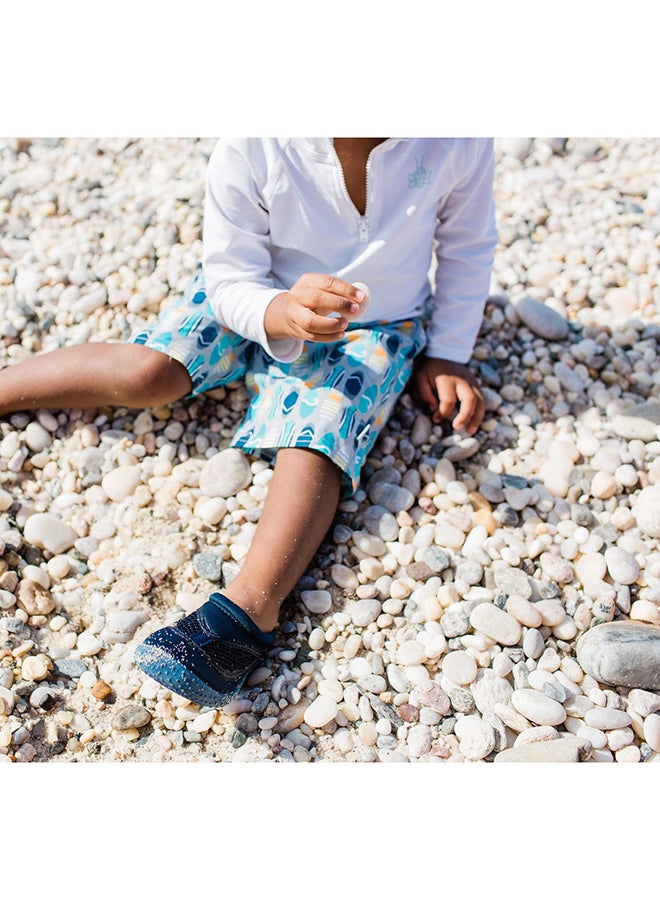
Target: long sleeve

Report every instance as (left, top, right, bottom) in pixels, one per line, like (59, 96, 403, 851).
(202, 140, 302, 363)
(425, 140, 498, 363)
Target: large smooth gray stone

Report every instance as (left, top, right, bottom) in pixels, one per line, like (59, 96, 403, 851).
(514, 296, 569, 341)
(576, 621, 660, 690)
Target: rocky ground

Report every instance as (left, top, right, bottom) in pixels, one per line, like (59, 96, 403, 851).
(0, 136, 659, 764)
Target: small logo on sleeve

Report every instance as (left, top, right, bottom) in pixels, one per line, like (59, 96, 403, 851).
(408, 156, 431, 188)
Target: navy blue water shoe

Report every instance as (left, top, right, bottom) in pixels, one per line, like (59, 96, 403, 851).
(134, 592, 275, 708)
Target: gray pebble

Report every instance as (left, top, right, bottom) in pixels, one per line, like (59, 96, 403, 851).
(112, 705, 152, 731)
(11, 726, 31, 745)
(514, 296, 569, 340)
(193, 552, 223, 582)
(333, 524, 353, 543)
(368, 482, 414, 513)
(512, 661, 531, 689)
(232, 729, 247, 748)
(421, 546, 450, 573)
(478, 362, 502, 387)
(502, 474, 529, 490)
(497, 506, 520, 527)
(362, 505, 399, 542)
(455, 561, 484, 585)
(235, 712, 259, 735)
(4, 617, 26, 634)
(576, 621, 660, 690)
(251, 693, 270, 716)
(493, 566, 532, 599)
(438, 716, 457, 735)
(449, 687, 475, 714)
(571, 504, 597, 528)
(537, 581, 561, 600)
(483, 711, 507, 752)
(440, 608, 470, 638)
(54, 659, 89, 678)
(542, 681, 571, 703)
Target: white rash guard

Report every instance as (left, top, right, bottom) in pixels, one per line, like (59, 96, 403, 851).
(203, 137, 497, 364)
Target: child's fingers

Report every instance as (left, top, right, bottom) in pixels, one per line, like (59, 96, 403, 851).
(295, 275, 363, 316)
(299, 273, 363, 301)
(302, 287, 361, 317)
(292, 306, 348, 340)
(452, 381, 485, 433)
(415, 372, 439, 413)
(436, 378, 459, 421)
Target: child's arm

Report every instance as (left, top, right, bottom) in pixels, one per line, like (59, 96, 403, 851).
(415, 140, 497, 434)
(203, 140, 363, 361)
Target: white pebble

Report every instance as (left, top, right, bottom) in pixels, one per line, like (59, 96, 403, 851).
(301, 590, 332, 615)
(303, 696, 338, 728)
(511, 689, 567, 726)
(442, 650, 478, 685)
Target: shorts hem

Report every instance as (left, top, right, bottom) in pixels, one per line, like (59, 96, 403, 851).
(231, 438, 359, 493)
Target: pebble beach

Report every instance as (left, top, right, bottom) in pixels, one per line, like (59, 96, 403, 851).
(1, 136, 659, 765)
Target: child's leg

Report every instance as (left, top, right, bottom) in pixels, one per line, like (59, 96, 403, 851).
(134, 447, 342, 706)
(0, 343, 192, 415)
(221, 446, 342, 632)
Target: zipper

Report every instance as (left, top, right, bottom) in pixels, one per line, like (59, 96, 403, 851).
(332, 141, 380, 243)
(359, 152, 372, 243)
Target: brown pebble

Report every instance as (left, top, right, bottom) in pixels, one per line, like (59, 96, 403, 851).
(475, 508, 498, 535)
(91, 680, 113, 700)
(17, 579, 55, 616)
(406, 561, 435, 581)
(469, 491, 493, 512)
(0, 571, 18, 591)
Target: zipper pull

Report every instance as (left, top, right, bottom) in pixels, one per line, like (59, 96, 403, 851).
(358, 217, 369, 243)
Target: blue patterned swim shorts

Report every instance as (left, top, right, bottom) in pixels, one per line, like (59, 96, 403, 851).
(131, 267, 427, 493)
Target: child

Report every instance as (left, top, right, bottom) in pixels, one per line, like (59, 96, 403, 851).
(0, 138, 497, 708)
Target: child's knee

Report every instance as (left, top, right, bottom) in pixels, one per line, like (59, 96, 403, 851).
(130, 346, 192, 404)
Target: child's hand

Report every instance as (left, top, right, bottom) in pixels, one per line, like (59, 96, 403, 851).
(414, 357, 485, 435)
(265, 274, 365, 343)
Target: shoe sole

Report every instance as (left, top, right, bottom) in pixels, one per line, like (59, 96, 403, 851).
(134, 642, 243, 708)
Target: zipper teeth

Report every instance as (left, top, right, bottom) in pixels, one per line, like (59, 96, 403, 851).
(332, 142, 373, 239)
(360, 157, 371, 241)
(332, 145, 359, 223)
